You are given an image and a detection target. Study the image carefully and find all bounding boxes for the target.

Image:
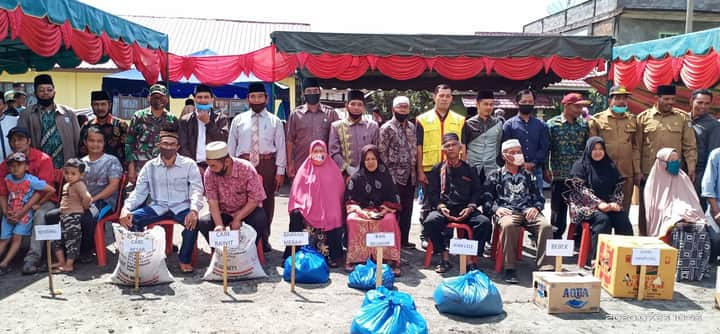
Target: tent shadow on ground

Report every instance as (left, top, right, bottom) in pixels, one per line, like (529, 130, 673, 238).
(616, 291, 704, 311)
(0, 244, 52, 301)
(437, 310, 508, 324)
(118, 283, 175, 299)
(551, 309, 610, 320)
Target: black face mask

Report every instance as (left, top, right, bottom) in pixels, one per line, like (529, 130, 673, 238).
(348, 112, 362, 121)
(305, 94, 321, 105)
(37, 97, 54, 107)
(394, 112, 408, 122)
(518, 104, 534, 114)
(213, 165, 228, 176)
(159, 148, 176, 160)
(250, 103, 265, 113)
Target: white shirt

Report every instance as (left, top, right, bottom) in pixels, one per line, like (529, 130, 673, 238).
(0, 114, 18, 160)
(195, 115, 207, 163)
(227, 109, 287, 175)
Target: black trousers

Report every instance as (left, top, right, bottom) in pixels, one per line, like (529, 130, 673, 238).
(198, 207, 267, 245)
(550, 180, 569, 239)
(423, 210, 491, 256)
(586, 211, 634, 265)
(283, 209, 343, 263)
(396, 183, 415, 246)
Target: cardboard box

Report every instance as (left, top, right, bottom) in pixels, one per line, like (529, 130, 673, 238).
(595, 235, 678, 300)
(533, 271, 601, 313)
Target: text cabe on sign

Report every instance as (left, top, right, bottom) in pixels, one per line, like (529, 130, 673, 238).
(449, 238, 479, 256)
(366, 232, 395, 247)
(35, 224, 62, 241)
(631, 248, 660, 266)
(209, 230, 240, 248)
(122, 236, 153, 253)
(282, 232, 309, 247)
(545, 239, 574, 257)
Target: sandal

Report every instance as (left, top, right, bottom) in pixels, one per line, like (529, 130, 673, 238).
(434, 261, 452, 274)
(51, 267, 74, 275)
(179, 263, 194, 273)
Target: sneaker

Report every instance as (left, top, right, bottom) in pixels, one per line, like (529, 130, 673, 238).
(503, 269, 519, 284)
(434, 261, 453, 273)
(420, 240, 428, 250)
(21, 262, 38, 275)
(538, 264, 555, 272)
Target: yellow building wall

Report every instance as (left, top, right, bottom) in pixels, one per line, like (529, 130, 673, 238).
(1, 70, 296, 117)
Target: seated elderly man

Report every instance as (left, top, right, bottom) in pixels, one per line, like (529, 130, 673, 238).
(119, 126, 203, 273)
(198, 141, 267, 245)
(485, 139, 554, 284)
(423, 133, 492, 274)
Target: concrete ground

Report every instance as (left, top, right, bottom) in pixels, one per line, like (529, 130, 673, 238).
(0, 190, 718, 334)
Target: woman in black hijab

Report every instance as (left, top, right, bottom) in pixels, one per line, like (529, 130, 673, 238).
(564, 136, 634, 267)
(344, 145, 402, 274)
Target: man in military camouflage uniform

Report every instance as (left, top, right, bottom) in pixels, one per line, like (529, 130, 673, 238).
(79, 91, 128, 166)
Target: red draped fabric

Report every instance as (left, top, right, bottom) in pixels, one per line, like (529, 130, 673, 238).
(0, 8, 165, 84)
(547, 57, 600, 80)
(432, 57, 485, 80)
(613, 49, 720, 92)
(491, 57, 544, 80)
(375, 55, 428, 80)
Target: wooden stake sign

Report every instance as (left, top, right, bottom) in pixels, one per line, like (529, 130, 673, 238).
(449, 238, 479, 275)
(122, 233, 152, 292)
(282, 232, 309, 292)
(35, 225, 62, 297)
(631, 248, 660, 301)
(546, 239, 574, 272)
(366, 232, 395, 288)
(209, 230, 240, 294)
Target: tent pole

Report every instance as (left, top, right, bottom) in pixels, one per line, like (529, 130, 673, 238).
(165, 51, 170, 111)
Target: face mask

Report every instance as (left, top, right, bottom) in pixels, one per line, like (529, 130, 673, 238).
(518, 104, 534, 114)
(394, 112, 408, 122)
(311, 153, 325, 162)
(348, 112, 362, 121)
(213, 165, 228, 176)
(611, 106, 627, 114)
(666, 160, 681, 175)
(195, 103, 212, 111)
(505, 153, 525, 166)
(250, 103, 265, 113)
(159, 148, 176, 160)
(37, 97, 53, 107)
(305, 94, 320, 105)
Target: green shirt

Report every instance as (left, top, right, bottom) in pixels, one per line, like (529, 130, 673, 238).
(547, 115, 588, 180)
(125, 108, 177, 164)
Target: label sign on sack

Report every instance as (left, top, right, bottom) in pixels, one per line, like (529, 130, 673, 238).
(122, 236, 153, 253)
(209, 230, 240, 248)
(631, 248, 660, 266)
(449, 239, 478, 256)
(546, 239, 574, 257)
(366, 233, 395, 247)
(282, 232, 309, 246)
(35, 224, 61, 241)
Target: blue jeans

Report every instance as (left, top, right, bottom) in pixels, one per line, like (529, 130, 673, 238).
(130, 207, 198, 264)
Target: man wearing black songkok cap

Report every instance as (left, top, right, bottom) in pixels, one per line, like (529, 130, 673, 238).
(462, 90, 503, 179)
(329, 90, 379, 177)
(286, 77, 339, 178)
(226, 82, 286, 251)
(636, 84, 697, 235)
(18, 74, 81, 169)
(178, 84, 228, 170)
(78, 91, 129, 163)
(423, 132, 491, 273)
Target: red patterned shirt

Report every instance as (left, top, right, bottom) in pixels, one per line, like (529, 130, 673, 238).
(203, 157, 266, 214)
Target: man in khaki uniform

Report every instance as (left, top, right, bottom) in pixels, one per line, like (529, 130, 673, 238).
(588, 85, 641, 213)
(636, 84, 697, 236)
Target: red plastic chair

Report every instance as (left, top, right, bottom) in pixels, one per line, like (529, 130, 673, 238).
(94, 174, 128, 266)
(147, 219, 199, 267)
(423, 223, 475, 268)
(566, 221, 592, 268)
(492, 218, 525, 273)
(53, 168, 65, 201)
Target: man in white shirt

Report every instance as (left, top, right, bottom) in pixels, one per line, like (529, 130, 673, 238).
(0, 92, 18, 160)
(178, 84, 228, 171)
(227, 82, 286, 252)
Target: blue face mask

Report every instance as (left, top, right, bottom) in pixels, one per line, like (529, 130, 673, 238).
(611, 106, 627, 114)
(195, 103, 212, 111)
(666, 160, 681, 175)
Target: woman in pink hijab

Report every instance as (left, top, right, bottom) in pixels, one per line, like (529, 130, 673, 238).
(644, 148, 706, 241)
(284, 140, 345, 267)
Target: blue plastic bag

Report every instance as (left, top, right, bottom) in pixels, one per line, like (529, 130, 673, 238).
(283, 246, 329, 284)
(348, 259, 394, 290)
(351, 287, 428, 334)
(433, 270, 503, 317)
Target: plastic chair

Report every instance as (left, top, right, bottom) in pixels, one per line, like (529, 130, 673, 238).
(423, 223, 475, 268)
(94, 174, 128, 266)
(566, 221, 592, 268)
(53, 168, 64, 200)
(491, 217, 525, 273)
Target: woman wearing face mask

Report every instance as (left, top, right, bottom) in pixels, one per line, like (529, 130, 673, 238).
(284, 140, 345, 267)
(644, 148, 707, 240)
(563, 137, 633, 268)
(344, 145, 402, 275)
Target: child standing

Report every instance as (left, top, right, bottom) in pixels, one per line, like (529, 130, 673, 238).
(53, 158, 92, 273)
(0, 152, 55, 275)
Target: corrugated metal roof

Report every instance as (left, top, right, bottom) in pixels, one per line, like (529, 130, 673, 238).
(79, 16, 310, 69)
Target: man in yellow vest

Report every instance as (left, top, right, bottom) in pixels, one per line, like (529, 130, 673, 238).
(416, 84, 465, 248)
